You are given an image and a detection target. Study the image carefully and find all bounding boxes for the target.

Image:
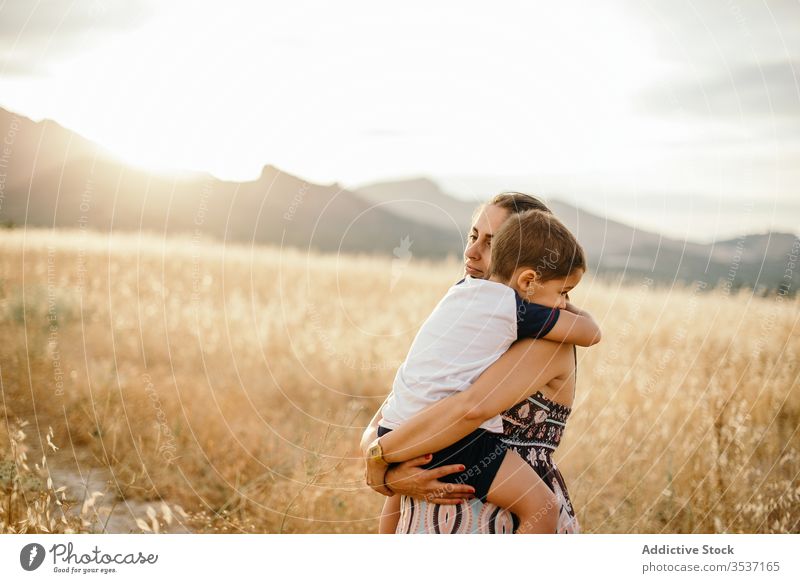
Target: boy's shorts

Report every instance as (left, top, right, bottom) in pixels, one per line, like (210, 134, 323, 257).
(377, 424, 508, 503)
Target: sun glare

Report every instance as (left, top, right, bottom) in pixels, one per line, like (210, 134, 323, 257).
(2, 1, 661, 185)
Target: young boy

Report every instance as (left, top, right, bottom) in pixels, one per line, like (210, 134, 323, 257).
(373, 209, 600, 534)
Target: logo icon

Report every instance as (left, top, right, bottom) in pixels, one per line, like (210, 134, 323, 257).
(391, 235, 413, 291)
(20, 543, 46, 571)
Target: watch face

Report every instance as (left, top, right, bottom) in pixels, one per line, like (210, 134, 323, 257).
(368, 441, 383, 461)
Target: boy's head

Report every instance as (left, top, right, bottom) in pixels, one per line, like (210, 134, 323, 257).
(488, 209, 586, 308)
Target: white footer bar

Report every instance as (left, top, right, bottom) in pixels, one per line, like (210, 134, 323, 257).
(2, 534, 797, 582)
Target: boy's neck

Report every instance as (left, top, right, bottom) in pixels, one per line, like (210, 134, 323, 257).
(488, 273, 525, 297)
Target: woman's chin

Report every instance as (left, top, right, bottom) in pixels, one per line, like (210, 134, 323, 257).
(465, 267, 483, 278)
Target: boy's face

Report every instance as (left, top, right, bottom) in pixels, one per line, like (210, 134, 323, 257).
(521, 268, 584, 309)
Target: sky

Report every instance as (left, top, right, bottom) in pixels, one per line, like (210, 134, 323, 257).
(1, 0, 798, 241)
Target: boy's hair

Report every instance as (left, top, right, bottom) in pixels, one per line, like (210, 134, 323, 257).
(488, 209, 586, 283)
(472, 192, 552, 223)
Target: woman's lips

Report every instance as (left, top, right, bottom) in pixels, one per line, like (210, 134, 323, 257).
(465, 265, 483, 277)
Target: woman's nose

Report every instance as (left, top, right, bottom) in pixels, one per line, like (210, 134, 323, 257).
(465, 241, 480, 260)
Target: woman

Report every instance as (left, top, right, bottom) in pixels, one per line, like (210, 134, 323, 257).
(360, 192, 584, 533)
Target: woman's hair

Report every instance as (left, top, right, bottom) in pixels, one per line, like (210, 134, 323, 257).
(488, 209, 586, 283)
(473, 192, 552, 223)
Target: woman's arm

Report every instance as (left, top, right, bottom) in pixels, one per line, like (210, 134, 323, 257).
(360, 394, 394, 496)
(377, 337, 572, 464)
(360, 393, 389, 456)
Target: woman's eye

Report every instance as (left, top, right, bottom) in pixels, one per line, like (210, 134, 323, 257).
(468, 234, 477, 242)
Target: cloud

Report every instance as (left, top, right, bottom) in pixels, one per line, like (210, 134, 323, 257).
(0, 55, 39, 77)
(639, 59, 800, 121)
(362, 128, 408, 137)
(0, 0, 152, 76)
(624, 0, 800, 132)
(621, 0, 800, 66)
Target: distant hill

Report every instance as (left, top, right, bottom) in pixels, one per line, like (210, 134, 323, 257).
(0, 108, 112, 194)
(354, 177, 478, 231)
(2, 106, 796, 293)
(355, 179, 799, 294)
(0, 108, 462, 258)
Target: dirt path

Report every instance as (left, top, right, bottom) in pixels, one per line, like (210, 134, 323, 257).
(46, 450, 192, 534)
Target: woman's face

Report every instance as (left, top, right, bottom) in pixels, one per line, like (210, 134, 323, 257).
(464, 204, 511, 279)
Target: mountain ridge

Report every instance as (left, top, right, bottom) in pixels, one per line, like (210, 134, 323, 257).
(1, 106, 796, 292)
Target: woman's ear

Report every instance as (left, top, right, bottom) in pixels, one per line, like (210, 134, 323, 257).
(516, 268, 539, 297)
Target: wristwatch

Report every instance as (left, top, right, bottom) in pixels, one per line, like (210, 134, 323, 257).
(366, 437, 388, 465)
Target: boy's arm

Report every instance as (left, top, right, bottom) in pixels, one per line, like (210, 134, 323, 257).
(541, 302, 601, 346)
(516, 297, 601, 347)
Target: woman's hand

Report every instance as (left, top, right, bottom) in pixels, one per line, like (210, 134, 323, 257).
(384, 456, 476, 504)
(364, 457, 394, 497)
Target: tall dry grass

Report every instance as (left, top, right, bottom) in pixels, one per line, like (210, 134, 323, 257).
(1, 228, 797, 533)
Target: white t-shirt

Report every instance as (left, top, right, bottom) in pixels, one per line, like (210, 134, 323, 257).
(381, 276, 559, 433)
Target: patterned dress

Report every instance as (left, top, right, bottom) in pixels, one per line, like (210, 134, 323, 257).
(394, 348, 580, 534)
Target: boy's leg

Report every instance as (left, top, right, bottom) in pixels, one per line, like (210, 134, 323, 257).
(378, 495, 402, 534)
(485, 449, 558, 534)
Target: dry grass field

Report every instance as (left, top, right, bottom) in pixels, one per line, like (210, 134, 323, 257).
(1, 228, 798, 533)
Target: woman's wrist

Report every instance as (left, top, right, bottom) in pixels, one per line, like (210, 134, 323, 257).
(383, 466, 396, 494)
(365, 457, 394, 496)
(366, 436, 391, 465)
